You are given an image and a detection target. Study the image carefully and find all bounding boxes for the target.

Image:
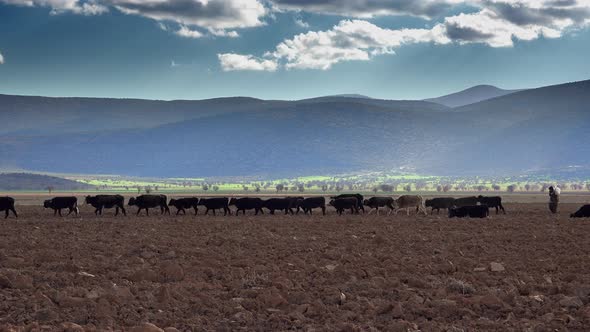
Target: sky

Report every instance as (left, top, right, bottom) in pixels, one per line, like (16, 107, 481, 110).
(0, 0, 590, 101)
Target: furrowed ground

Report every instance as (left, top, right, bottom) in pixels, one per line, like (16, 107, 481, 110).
(1, 199, 590, 331)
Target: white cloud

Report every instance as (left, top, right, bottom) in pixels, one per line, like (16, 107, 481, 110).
(267, 20, 450, 70)
(294, 18, 309, 28)
(208, 28, 240, 38)
(0, 52, 4, 64)
(175, 25, 204, 38)
(440, 0, 590, 47)
(0, 0, 108, 15)
(270, 0, 464, 19)
(108, 0, 266, 30)
(218, 53, 278, 71)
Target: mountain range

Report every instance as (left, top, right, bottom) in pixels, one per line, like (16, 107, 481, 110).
(0, 80, 588, 178)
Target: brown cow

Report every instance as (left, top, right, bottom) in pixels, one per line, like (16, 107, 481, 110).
(394, 195, 427, 216)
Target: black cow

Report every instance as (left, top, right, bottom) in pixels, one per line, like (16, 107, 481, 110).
(198, 198, 231, 216)
(571, 205, 590, 218)
(331, 194, 364, 213)
(44, 197, 79, 217)
(0, 197, 17, 219)
(477, 196, 506, 214)
(85, 195, 126, 216)
(168, 197, 199, 215)
(363, 197, 394, 215)
(453, 196, 479, 207)
(300, 197, 326, 215)
(286, 196, 305, 214)
(329, 197, 359, 215)
(449, 205, 489, 218)
(229, 198, 264, 216)
(128, 195, 170, 216)
(263, 198, 296, 215)
(425, 197, 456, 215)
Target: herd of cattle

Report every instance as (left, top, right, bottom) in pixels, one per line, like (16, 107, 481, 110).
(0, 194, 590, 219)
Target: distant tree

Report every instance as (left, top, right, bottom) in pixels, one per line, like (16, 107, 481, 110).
(507, 184, 517, 193)
(559, 183, 568, 191)
(255, 186, 261, 193)
(336, 186, 343, 192)
(155, 186, 159, 192)
(524, 184, 531, 191)
(379, 184, 394, 193)
(404, 184, 412, 192)
(586, 183, 590, 191)
(202, 184, 209, 191)
(321, 185, 328, 192)
(443, 184, 451, 193)
(46, 186, 54, 194)
(298, 184, 305, 193)
(415, 182, 427, 191)
(243, 186, 249, 192)
(124, 186, 129, 191)
(476, 185, 486, 192)
(145, 186, 152, 194)
(276, 184, 284, 193)
(373, 187, 378, 194)
(213, 185, 219, 192)
(136, 186, 141, 194)
(436, 185, 443, 192)
(492, 184, 501, 191)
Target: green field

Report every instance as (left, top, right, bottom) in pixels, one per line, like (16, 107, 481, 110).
(46, 172, 590, 195)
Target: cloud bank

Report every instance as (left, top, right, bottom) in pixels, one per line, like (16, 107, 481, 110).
(225, 0, 590, 70)
(2, 0, 589, 69)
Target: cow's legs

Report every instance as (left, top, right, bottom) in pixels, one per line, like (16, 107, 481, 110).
(54, 209, 58, 216)
(115, 207, 119, 216)
(194, 207, 198, 215)
(146, 208, 150, 216)
(95, 208, 100, 215)
(137, 208, 141, 216)
(4, 210, 8, 219)
(11, 208, 17, 218)
(58, 209, 63, 217)
(500, 204, 506, 214)
(121, 206, 127, 216)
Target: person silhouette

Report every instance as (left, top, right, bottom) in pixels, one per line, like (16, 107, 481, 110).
(548, 186, 560, 214)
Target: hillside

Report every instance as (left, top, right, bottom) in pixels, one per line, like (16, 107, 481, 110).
(0, 173, 94, 191)
(424, 85, 523, 108)
(0, 80, 588, 177)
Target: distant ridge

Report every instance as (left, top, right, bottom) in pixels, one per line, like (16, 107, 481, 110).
(327, 94, 372, 99)
(424, 85, 523, 108)
(0, 173, 93, 191)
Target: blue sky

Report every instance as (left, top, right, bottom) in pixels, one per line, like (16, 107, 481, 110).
(0, 0, 589, 100)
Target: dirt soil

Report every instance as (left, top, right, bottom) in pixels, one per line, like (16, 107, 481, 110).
(1, 201, 590, 331)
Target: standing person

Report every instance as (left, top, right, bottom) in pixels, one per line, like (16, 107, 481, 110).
(548, 186, 560, 214)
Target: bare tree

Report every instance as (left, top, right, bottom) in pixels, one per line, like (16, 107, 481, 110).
(379, 184, 394, 193)
(404, 184, 412, 192)
(213, 185, 219, 192)
(276, 184, 284, 193)
(46, 186, 54, 194)
(373, 187, 378, 194)
(492, 184, 501, 191)
(507, 185, 517, 193)
(321, 185, 328, 192)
